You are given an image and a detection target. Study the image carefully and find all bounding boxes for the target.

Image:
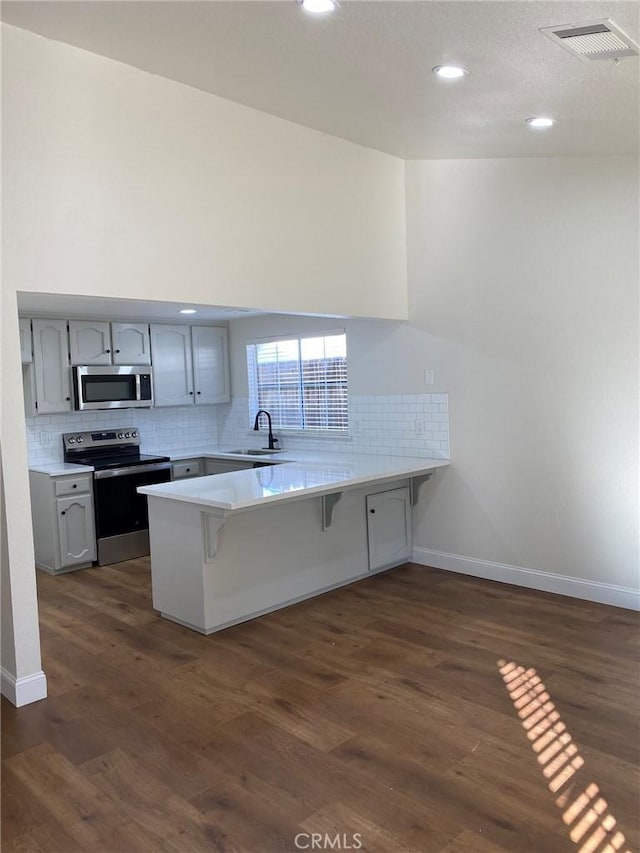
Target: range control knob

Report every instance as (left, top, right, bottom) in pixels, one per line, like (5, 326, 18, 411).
(68, 437, 76, 444)
(124, 432, 131, 438)
(118, 433, 124, 439)
(132, 431, 138, 438)
(76, 437, 84, 443)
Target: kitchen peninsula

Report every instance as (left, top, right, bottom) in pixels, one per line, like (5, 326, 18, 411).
(139, 453, 449, 634)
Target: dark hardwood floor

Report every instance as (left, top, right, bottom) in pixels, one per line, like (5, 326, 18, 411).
(2, 560, 638, 852)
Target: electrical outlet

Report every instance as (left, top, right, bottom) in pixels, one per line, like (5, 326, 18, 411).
(415, 419, 426, 435)
(424, 369, 434, 385)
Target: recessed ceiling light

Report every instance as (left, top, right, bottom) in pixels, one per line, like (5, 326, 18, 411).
(526, 117, 556, 129)
(179, 308, 197, 314)
(298, 0, 338, 14)
(432, 65, 468, 80)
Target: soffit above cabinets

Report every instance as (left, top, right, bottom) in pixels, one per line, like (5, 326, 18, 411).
(1, 1, 638, 159)
(16, 293, 268, 323)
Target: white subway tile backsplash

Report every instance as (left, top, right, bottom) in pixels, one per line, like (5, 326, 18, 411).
(216, 393, 450, 460)
(26, 393, 450, 465)
(25, 406, 219, 464)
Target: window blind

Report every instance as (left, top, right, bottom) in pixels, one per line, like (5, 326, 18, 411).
(247, 332, 348, 432)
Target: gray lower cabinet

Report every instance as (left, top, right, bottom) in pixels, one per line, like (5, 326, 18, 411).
(366, 486, 412, 572)
(172, 457, 258, 479)
(30, 471, 96, 573)
(172, 459, 205, 480)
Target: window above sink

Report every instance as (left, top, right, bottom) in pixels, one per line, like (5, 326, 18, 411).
(246, 331, 348, 435)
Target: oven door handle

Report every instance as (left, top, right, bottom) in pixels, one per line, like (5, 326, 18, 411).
(94, 462, 172, 480)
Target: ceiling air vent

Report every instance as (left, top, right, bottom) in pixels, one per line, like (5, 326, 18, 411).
(540, 19, 639, 62)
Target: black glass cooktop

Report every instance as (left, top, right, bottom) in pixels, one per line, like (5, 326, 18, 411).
(66, 451, 170, 471)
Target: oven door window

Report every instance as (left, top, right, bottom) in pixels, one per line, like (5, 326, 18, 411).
(94, 468, 170, 539)
(82, 374, 137, 404)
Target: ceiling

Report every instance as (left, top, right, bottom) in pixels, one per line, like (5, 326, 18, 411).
(2, 0, 638, 159)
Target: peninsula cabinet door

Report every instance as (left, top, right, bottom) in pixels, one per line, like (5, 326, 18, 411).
(32, 319, 73, 414)
(366, 487, 412, 572)
(112, 322, 151, 365)
(191, 326, 230, 405)
(69, 320, 112, 365)
(150, 324, 194, 407)
(56, 494, 96, 567)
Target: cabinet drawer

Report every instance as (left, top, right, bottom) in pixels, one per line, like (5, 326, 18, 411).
(54, 475, 92, 497)
(172, 459, 204, 480)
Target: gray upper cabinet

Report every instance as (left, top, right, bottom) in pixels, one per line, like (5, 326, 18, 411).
(68, 320, 150, 365)
(111, 322, 151, 365)
(19, 318, 32, 363)
(151, 324, 230, 407)
(150, 324, 194, 407)
(31, 319, 73, 414)
(69, 320, 112, 365)
(26, 317, 229, 412)
(192, 326, 230, 405)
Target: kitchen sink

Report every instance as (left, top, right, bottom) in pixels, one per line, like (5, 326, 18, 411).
(229, 448, 284, 456)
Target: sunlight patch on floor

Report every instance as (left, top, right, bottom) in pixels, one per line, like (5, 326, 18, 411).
(497, 659, 631, 853)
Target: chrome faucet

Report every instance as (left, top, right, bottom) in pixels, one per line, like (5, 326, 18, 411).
(253, 410, 279, 450)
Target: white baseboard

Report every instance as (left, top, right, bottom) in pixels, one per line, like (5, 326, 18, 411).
(1, 667, 48, 707)
(412, 547, 640, 611)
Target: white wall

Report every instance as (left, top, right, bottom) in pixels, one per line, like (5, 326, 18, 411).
(406, 156, 639, 599)
(221, 314, 449, 458)
(0, 288, 46, 704)
(229, 187, 640, 601)
(228, 314, 447, 398)
(2, 25, 407, 320)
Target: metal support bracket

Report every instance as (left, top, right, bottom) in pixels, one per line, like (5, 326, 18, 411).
(322, 492, 343, 530)
(410, 472, 434, 507)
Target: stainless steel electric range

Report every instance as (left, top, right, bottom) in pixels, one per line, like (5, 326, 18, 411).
(63, 428, 171, 566)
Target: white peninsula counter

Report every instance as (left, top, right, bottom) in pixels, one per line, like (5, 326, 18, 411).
(139, 453, 449, 634)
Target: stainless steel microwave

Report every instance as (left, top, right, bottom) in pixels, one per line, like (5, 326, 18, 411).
(73, 365, 154, 410)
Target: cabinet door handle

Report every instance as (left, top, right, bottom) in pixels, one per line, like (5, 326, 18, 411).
(72, 484, 77, 489)
(115, 349, 120, 354)
(65, 397, 71, 401)
(61, 510, 66, 516)
(189, 391, 194, 395)
(197, 391, 201, 395)
(369, 508, 376, 514)
(105, 349, 111, 353)
(186, 468, 191, 473)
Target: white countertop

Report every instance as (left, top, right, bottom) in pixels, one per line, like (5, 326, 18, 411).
(29, 462, 95, 476)
(144, 446, 322, 464)
(138, 453, 449, 512)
